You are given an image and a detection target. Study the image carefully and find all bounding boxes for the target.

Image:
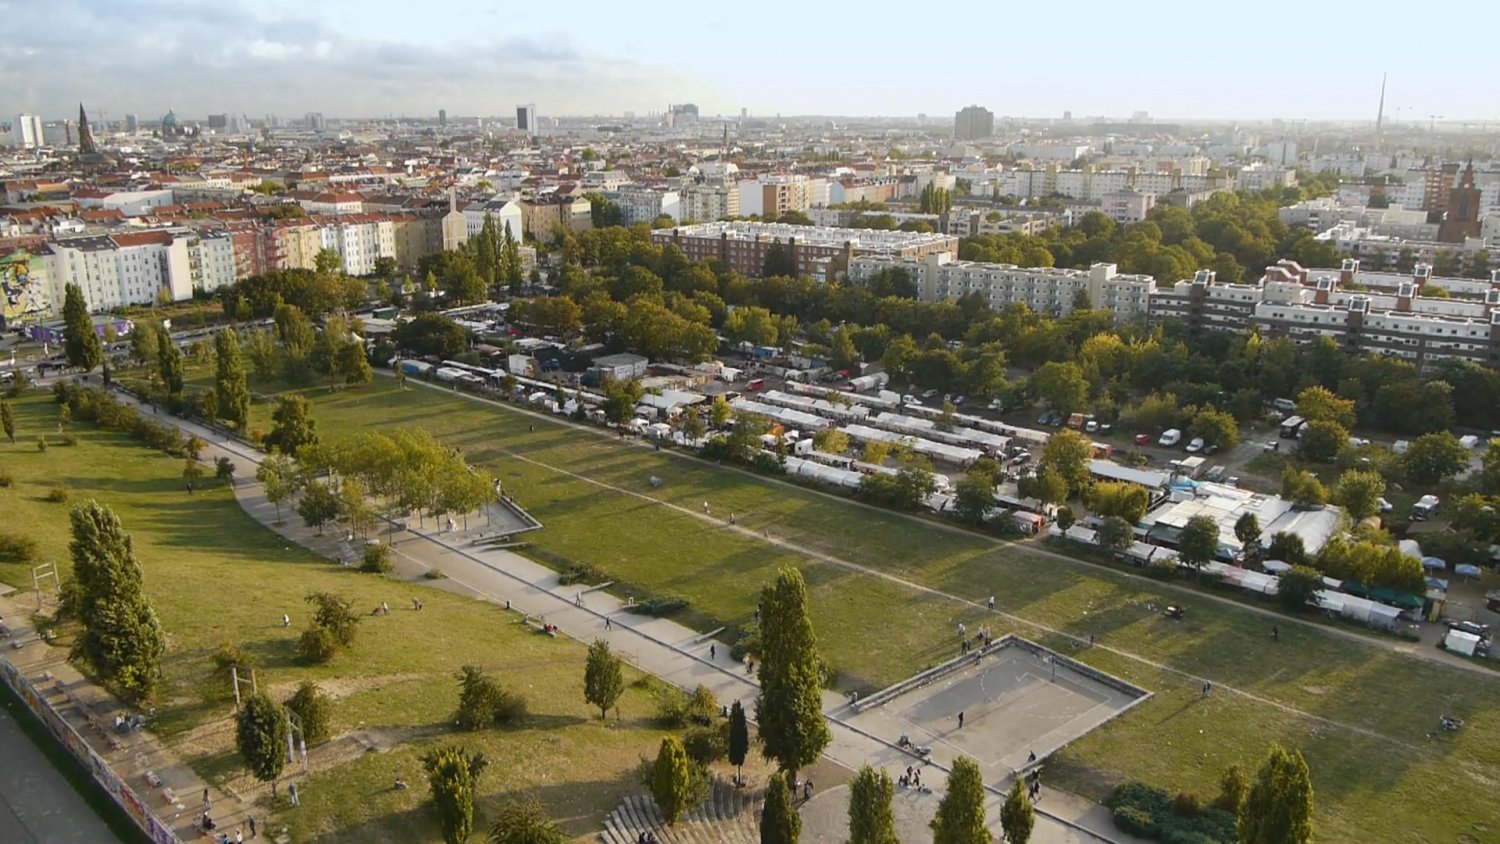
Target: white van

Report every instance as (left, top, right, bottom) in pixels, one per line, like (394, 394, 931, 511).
(1159, 429, 1182, 447)
(1272, 397, 1297, 413)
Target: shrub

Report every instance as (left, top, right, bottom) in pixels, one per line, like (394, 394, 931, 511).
(0, 531, 39, 562)
(59, 433, 79, 446)
(360, 543, 392, 574)
(685, 684, 718, 726)
(297, 625, 339, 664)
(683, 724, 728, 765)
(1112, 806, 1158, 838)
(212, 641, 254, 672)
(0, 469, 12, 487)
(628, 596, 689, 617)
(557, 563, 605, 585)
(493, 689, 528, 725)
(654, 687, 689, 728)
(44, 485, 70, 503)
(36, 435, 47, 452)
(1172, 791, 1204, 818)
(285, 681, 333, 745)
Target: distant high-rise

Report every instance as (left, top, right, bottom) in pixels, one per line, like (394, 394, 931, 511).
(671, 103, 699, 125)
(124, 113, 139, 133)
(438, 108, 447, 126)
(740, 107, 748, 121)
(207, 113, 229, 130)
(305, 112, 325, 131)
(11, 114, 44, 149)
(1375, 72, 1387, 135)
(77, 103, 97, 155)
(954, 105, 994, 141)
(516, 104, 536, 134)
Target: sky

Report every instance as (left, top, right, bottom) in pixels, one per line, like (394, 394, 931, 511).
(3, 0, 1499, 124)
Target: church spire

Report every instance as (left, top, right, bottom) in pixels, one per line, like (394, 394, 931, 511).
(77, 102, 98, 155)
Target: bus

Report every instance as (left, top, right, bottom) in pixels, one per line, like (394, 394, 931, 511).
(1279, 416, 1306, 438)
(745, 378, 766, 392)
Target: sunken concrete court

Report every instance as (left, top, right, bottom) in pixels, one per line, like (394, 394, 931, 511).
(842, 637, 1149, 785)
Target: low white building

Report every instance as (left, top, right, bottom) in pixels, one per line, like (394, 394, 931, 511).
(611, 187, 681, 224)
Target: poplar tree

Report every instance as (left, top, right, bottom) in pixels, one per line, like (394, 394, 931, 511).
(214, 328, 251, 427)
(156, 331, 184, 394)
(235, 692, 290, 797)
(755, 566, 830, 787)
(760, 772, 801, 844)
(62, 283, 103, 372)
(650, 736, 692, 824)
(932, 757, 990, 844)
(583, 639, 624, 719)
(1000, 779, 1034, 843)
(68, 501, 166, 702)
(847, 765, 898, 844)
(423, 745, 488, 844)
(1239, 743, 1314, 844)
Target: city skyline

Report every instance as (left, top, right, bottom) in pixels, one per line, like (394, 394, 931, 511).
(3, 0, 1499, 124)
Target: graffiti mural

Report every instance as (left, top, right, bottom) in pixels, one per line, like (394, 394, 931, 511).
(1, 250, 50, 323)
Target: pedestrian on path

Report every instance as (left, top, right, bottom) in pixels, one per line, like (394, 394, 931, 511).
(288, 783, 299, 807)
(703, 501, 710, 514)
(202, 789, 211, 812)
(575, 591, 584, 606)
(710, 644, 716, 660)
(282, 614, 290, 627)
(248, 816, 257, 838)
(1202, 681, 1212, 697)
(605, 616, 612, 630)
(987, 595, 995, 611)
(958, 710, 965, 728)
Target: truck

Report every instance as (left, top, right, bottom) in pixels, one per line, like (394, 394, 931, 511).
(1158, 429, 1182, 447)
(1411, 494, 1440, 521)
(1279, 416, 1306, 439)
(848, 372, 889, 392)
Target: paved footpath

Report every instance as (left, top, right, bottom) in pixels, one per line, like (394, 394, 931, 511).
(121, 387, 1134, 844)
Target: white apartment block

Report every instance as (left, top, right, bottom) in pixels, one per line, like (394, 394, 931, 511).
(186, 232, 238, 293)
(51, 231, 193, 311)
(1103, 190, 1156, 223)
(463, 199, 524, 240)
(579, 170, 632, 192)
(680, 182, 739, 222)
(610, 187, 681, 224)
(1235, 164, 1297, 192)
(316, 214, 396, 276)
(848, 254, 1156, 321)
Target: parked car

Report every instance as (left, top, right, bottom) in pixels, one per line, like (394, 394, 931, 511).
(1098, 423, 1113, 434)
(1185, 437, 1205, 453)
(1011, 451, 1032, 465)
(1159, 429, 1182, 447)
(1085, 420, 1099, 433)
(1447, 620, 1492, 640)
(922, 388, 940, 400)
(987, 398, 1004, 411)
(1377, 497, 1394, 513)
(1204, 443, 1219, 456)
(1135, 433, 1153, 445)
(953, 395, 968, 406)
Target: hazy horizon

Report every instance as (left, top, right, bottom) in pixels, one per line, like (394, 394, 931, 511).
(3, 0, 1498, 126)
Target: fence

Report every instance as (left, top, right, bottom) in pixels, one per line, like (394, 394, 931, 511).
(0, 655, 185, 844)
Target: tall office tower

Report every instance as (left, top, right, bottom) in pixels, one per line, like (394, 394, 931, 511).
(11, 114, 45, 149)
(516, 104, 536, 134)
(124, 113, 139, 133)
(954, 105, 994, 140)
(438, 108, 447, 126)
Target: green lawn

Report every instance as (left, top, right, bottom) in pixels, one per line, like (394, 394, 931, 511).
(217, 373, 1500, 844)
(0, 391, 683, 843)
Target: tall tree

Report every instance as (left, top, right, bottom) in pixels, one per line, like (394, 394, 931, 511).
(68, 501, 166, 702)
(1000, 779, 1034, 844)
(755, 566, 831, 786)
(214, 328, 251, 427)
(257, 453, 297, 522)
(650, 736, 693, 824)
(1239, 743, 1314, 844)
(728, 701, 749, 784)
(760, 772, 801, 844)
(1233, 513, 1261, 548)
(1177, 514, 1221, 569)
(931, 757, 990, 844)
(1331, 469, 1385, 520)
(234, 692, 290, 797)
(499, 224, 524, 295)
(297, 480, 340, 534)
(423, 745, 488, 844)
(583, 639, 624, 719)
(156, 331, 184, 395)
(847, 765, 898, 844)
(488, 799, 566, 844)
(62, 283, 104, 372)
(265, 394, 319, 457)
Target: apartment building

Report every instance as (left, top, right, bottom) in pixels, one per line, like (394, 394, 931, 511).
(954, 106, 994, 141)
(50, 231, 193, 311)
(517, 195, 592, 241)
(680, 181, 738, 222)
(736, 176, 828, 218)
(610, 186, 681, 224)
(185, 231, 238, 293)
(463, 199, 524, 240)
(653, 222, 957, 281)
(849, 253, 1155, 321)
(315, 214, 395, 276)
(1103, 190, 1156, 223)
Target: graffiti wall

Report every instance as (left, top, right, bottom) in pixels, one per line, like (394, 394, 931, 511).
(1, 250, 51, 323)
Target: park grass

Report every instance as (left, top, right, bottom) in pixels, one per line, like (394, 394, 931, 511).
(0, 391, 681, 843)
(216, 373, 1500, 843)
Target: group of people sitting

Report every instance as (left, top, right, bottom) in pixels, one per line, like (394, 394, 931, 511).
(635, 832, 660, 844)
(898, 766, 924, 789)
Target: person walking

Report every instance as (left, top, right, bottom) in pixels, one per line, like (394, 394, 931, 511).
(605, 616, 612, 631)
(987, 595, 995, 611)
(248, 816, 257, 839)
(709, 644, 716, 660)
(958, 710, 965, 728)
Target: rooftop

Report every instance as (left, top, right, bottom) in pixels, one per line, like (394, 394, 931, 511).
(661, 221, 956, 251)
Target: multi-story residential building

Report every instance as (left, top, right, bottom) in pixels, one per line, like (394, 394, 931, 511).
(680, 181, 739, 222)
(185, 231, 238, 294)
(264, 220, 325, 272)
(292, 191, 364, 215)
(1148, 269, 1266, 333)
(50, 231, 193, 311)
(954, 106, 994, 141)
(517, 195, 591, 241)
(849, 254, 1155, 321)
(736, 175, 827, 218)
(579, 170, 631, 192)
(463, 198, 524, 240)
(611, 186, 681, 224)
(653, 222, 957, 281)
(1234, 163, 1297, 193)
(829, 178, 900, 206)
(316, 214, 395, 276)
(1102, 189, 1156, 223)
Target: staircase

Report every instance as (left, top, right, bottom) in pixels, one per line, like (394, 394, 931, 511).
(601, 776, 763, 844)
